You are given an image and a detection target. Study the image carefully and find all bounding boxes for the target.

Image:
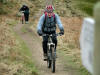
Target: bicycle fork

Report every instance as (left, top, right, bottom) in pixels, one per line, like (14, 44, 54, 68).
(48, 43, 56, 60)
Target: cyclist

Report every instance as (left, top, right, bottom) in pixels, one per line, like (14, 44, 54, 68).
(19, 4, 29, 24)
(37, 5, 64, 60)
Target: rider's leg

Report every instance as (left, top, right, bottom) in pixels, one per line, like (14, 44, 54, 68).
(52, 35, 57, 49)
(42, 36, 48, 55)
(24, 13, 28, 23)
(24, 13, 26, 22)
(27, 13, 29, 21)
(42, 40, 48, 60)
(25, 13, 29, 23)
(52, 35, 57, 58)
(42, 41, 47, 55)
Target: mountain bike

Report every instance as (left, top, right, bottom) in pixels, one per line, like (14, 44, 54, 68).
(20, 11, 25, 24)
(43, 33, 62, 73)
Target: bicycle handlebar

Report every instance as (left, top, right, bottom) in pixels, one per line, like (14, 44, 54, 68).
(42, 33, 63, 37)
(20, 11, 25, 13)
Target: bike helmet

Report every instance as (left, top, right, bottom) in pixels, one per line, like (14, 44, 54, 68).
(46, 5, 54, 13)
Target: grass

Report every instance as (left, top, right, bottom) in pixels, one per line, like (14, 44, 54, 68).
(0, 1, 16, 15)
(0, 7, 8, 15)
(21, 24, 29, 33)
(0, 17, 39, 75)
(12, 20, 39, 75)
(71, 0, 99, 16)
(56, 16, 91, 74)
(0, 0, 42, 75)
(58, 49, 91, 75)
(75, 1, 94, 16)
(0, 0, 97, 75)
(10, 27, 39, 75)
(14, 32, 32, 57)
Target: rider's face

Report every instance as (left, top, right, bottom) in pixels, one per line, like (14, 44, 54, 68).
(48, 12, 52, 17)
(47, 9, 53, 17)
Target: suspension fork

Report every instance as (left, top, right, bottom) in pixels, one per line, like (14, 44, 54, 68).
(47, 43, 52, 60)
(51, 44, 56, 60)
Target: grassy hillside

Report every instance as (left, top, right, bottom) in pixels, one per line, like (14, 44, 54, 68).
(30, 0, 97, 75)
(0, 0, 39, 75)
(0, 1, 19, 15)
(53, 0, 98, 75)
(0, 18, 38, 75)
(0, 0, 98, 75)
(0, 0, 46, 74)
(71, 0, 99, 16)
(53, 0, 98, 16)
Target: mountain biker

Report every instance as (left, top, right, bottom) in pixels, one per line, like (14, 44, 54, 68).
(37, 5, 64, 60)
(19, 4, 29, 24)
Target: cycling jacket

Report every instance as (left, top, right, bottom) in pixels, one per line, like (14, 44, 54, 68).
(19, 5, 29, 14)
(37, 14, 64, 34)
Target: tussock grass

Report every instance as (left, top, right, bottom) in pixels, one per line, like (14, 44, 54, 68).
(0, 16, 38, 75)
(57, 17, 91, 75)
(0, 1, 18, 15)
(0, 0, 42, 74)
(72, 0, 99, 16)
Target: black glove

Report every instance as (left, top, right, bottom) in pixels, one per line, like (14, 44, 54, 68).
(60, 30, 64, 35)
(38, 30, 42, 36)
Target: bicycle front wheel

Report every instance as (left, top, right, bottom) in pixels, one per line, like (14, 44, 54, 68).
(47, 60, 51, 68)
(51, 47, 56, 73)
(51, 59, 55, 73)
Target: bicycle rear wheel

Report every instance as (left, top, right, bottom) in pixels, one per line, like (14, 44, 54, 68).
(21, 14, 24, 24)
(22, 19, 24, 24)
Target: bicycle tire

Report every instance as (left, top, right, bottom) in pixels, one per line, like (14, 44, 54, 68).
(47, 45, 52, 68)
(22, 19, 24, 24)
(21, 14, 24, 24)
(47, 60, 51, 68)
(51, 47, 56, 73)
(51, 59, 55, 73)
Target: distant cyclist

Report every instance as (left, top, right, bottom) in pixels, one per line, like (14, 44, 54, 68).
(19, 4, 29, 24)
(37, 5, 64, 60)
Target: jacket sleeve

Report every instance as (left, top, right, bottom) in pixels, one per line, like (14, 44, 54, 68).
(55, 14, 64, 31)
(37, 14, 45, 33)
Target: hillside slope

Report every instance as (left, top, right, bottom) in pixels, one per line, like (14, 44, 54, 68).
(0, 0, 40, 75)
(0, 0, 97, 75)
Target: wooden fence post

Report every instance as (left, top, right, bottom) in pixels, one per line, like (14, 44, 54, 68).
(93, 2, 100, 75)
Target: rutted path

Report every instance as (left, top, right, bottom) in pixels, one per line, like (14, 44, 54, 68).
(14, 23, 71, 75)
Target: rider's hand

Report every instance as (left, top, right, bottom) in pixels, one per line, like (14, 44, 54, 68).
(60, 30, 64, 35)
(38, 30, 42, 36)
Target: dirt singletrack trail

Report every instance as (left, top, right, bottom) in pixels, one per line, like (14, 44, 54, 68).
(13, 23, 73, 75)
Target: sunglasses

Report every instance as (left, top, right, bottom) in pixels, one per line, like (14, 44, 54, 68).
(47, 10, 53, 13)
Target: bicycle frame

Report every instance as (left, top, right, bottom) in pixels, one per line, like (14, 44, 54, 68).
(21, 13, 24, 24)
(43, 33, 62, 73)
(20, 11, 25, 24)
(47, 35, 56, 60)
